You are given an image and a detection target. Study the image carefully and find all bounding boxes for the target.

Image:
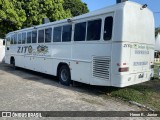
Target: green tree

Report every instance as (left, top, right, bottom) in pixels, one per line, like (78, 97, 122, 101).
(21, 0, 72, 27)
(0, 0, 26, 38)
(63, 0, 89, 17)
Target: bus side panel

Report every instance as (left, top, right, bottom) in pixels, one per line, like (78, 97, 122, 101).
(71, 43, 112, 86)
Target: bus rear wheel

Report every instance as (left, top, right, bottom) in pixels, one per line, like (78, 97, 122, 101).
(58, 65, 71, 86)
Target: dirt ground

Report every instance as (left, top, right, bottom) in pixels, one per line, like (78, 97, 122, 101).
(0, 63, 159, 120)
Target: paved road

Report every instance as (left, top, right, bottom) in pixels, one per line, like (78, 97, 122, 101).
(0, 63, 158, 120)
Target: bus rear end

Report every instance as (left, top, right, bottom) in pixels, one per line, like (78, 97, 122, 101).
(111, 2, 155, 87)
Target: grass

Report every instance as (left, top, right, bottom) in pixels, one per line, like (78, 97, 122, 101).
(104, 65, 160, 111)
(110, 82, 160, 111)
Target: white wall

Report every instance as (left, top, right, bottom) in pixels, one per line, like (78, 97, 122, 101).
(155, 33, 160, 51)
(0, 39, 5, 62)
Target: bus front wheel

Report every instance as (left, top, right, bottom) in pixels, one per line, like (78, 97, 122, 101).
(10, 57, 16, 70)
(58, 65, 71, 86)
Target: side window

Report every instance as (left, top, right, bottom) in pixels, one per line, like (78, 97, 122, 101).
(18, 33, 22, 44)
(38, 29, 44, 43)
(13, 34, 17, 44)
(11, 35, 14, 44)
(74, 22, 86, 41)
(45, 28, 52, 43)
(87, 19, 102, 41)
(62, 25, 72, 42)
(27, 32, 31, 44)
(32, 30, 37, 43)
(22, 33, 26, 44)
(6, 37, 10, 46)
(53, 26, 62, 42)
(104, 16, 113, 40)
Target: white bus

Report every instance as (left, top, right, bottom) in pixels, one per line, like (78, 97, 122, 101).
(5, 1, 155, 87)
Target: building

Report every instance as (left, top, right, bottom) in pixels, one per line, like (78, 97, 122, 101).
(0, 39, 5, 62)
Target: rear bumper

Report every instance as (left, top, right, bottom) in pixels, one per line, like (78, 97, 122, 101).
(111, 70, 153, 87)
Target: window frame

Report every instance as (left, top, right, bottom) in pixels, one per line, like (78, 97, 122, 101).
(45, 27, 52, 43)
(53, 26, 62, 43)
(13, 34, 17, 44)
(38, 29, 45, 43)
(103, 16, 113, 41)
(74, 22, 87, 42)
(62, 24, 72, 42)
(18, 33, 22, 44)
(6, 37, 11, 46)
(32, 30, 37, 43)
(27, 31, 32, 44)
(22, 32, 27, 44)
(86, 18, 102, 41)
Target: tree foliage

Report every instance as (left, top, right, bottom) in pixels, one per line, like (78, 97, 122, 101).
(0, 0, 89, 38)
(21, 0, 71, 27)
(63, 0, 89, 17)
(0, 0, 26, 38)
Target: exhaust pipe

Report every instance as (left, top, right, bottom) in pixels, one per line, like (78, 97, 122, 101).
(116, 0, 128, 4)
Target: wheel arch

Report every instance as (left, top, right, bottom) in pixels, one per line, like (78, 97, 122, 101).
(57, 62, 70, 76)
(10, 56, 15, 64)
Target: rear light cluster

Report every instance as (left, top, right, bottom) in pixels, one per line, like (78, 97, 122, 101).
(119, 67, 129, 72)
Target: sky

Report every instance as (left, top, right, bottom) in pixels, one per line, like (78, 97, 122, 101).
(82, 0, 160, 27)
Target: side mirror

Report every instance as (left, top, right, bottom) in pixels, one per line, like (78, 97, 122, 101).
(3, 39, 5, 46)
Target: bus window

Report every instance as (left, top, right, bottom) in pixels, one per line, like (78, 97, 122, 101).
(104, 16, 113, 40)
(14, 34, 17, 44)
(74, 22, 86, 41)
(22, 32, 26, 44)
(27, 32, 31, 44)
(45, 28, 52, 43)
(11, 35, 14, 44)
(38, 29, 44, 43)
(32, 30, 37, 43)
(87, 19, 102, 41)
(62, 25, 72, 42)
(6, 37, 10, 46)
(53, 26, 62, 42)
(18, 33, 22, 44)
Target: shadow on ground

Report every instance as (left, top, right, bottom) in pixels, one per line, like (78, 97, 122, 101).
(0, 63, 119, 96)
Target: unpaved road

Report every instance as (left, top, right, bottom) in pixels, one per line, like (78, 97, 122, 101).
(0, 63, 158, 120)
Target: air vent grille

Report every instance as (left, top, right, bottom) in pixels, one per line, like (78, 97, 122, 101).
(93, 56, 110, 80)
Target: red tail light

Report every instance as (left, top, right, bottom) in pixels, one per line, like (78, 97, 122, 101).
(119, 67, 129, 72)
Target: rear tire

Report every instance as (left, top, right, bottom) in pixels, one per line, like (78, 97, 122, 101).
(58, 65, 71, 86)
